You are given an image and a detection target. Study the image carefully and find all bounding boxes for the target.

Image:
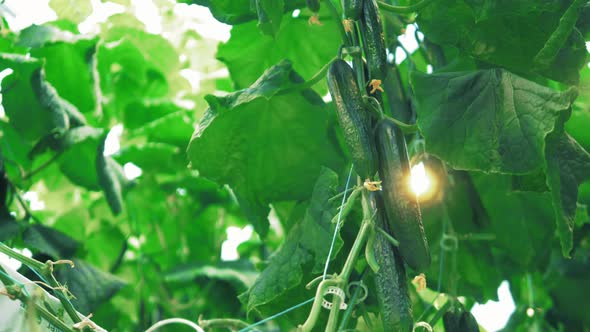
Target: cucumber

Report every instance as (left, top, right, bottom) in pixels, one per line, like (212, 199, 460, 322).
(359, 0, 387, 81)
(343, 0, 363, 20)
(375, 120, 430, 271)
(306, 0, 320, 13)
(327, 59, 377, 179)
(443, 305, 479, 332)
(370, 192, 413, 332)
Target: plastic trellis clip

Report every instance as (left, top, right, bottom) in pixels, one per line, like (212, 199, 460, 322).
(321, 286, 348, 310)
(346, 281, 368, 305)
(440, 233, 458, 252)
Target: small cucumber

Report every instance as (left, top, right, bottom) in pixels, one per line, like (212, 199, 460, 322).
(375, 120, 430, 271)
(327, 59, 377, 179)
(443, 305, 479, 332)
(370, 192, 413, 331)
(343, 0, 363, 20)
(306, 0, 320, 13)
(359, 0, 388, 81)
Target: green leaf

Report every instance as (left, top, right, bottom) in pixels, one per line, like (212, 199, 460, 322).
(0, 216, 20, 242)
(187, 61, 345, 236)
(472, 173, 556, 269)
(544, 123, 590, 257)
(411, 69, 577, 174)
(122, 99, 180, 130)
(23, 224, 79, 258)
(416, 0, 587, 84)
(114, 142, 180, 173)
(55, 259, 126, 314)
(217, 16, 341, 92)
(17, 24, 90, 48)
(0, 54, 52, 142)
(30, 39, 98, 116)
(256, 0, 284, 37)
(240, 167, 341, 317)
(58, 127, 104, 190)
(181, 0, 305, 25)
(135, 110, 195, 147)
(165, 260, 258, 292)
(102, 27, 186, 93)
(49, 0, 93, 24)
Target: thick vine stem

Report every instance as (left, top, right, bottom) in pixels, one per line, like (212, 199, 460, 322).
(0, 266, 76, 332)
(377, 0, 437, 14)
(298, 278, 341, 331)
(0, 243, 82, 325)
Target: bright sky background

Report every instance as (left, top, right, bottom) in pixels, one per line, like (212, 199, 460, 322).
(0, 1, 517, 330)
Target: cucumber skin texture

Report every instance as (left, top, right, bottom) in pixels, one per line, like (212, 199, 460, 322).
(327, 59, 377, 179)
(343, 0, 363, 20)
(306, 0, 320, 12)
(371, 192, 413, 332)
(375, 120, 431, 271)
(360, 0, 388, 81)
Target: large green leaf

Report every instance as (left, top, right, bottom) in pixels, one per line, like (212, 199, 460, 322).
(0, 54, 51, 142)
(472, 173, 556, 269)
(49, 0, 93, 24)
(55, 259, 126, 314)
(217, 16, 341, 93)
(239, 167, 341, 317)
(411, 69, 577, 174)
(58, 127, 104, 190)
(545, 122, 590, 257)
(187, 60, 345, 236)
(23, 224, 79, 259)
(416, 0, 587, 84)
(256, 0, 285, 37)
(181, 0, 306, 25)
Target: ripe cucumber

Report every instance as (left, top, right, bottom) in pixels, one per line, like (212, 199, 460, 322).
(375, 120, 430, 271)
(343, 0, 363, 20)
(370, 192, 413, 332)
(359, 0, 388, 81)
(327, 59, 377, 179)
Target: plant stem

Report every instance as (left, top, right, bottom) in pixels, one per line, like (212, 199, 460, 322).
(323, 0, 348, 45)
(427, 299, 451, 327)
(279, 56, 337, 95)
(337, 269, 368, 331)
(199, 318, 251, 330)
(340, 189, 372, 281)
(377, 0, 437, 14)
(0, 242, 45, 270)
(7, 181, 42, 223)
(0, 265, 75, 332)
(533, 0, 586, 67)
(0, 243, 81, 324)
(328, 186, 358, 202)
(22, 152, 62, 181)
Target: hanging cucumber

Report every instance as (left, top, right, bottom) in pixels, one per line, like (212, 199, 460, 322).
(359, 0, 387, 81)
(375, 119, 430, 271)
(327, 59, 377, 179)
(443, 304, 479, 332)
(343, 0, 363, 21)
(306, 0, 320, 13)
(370, 191, 413, 331)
